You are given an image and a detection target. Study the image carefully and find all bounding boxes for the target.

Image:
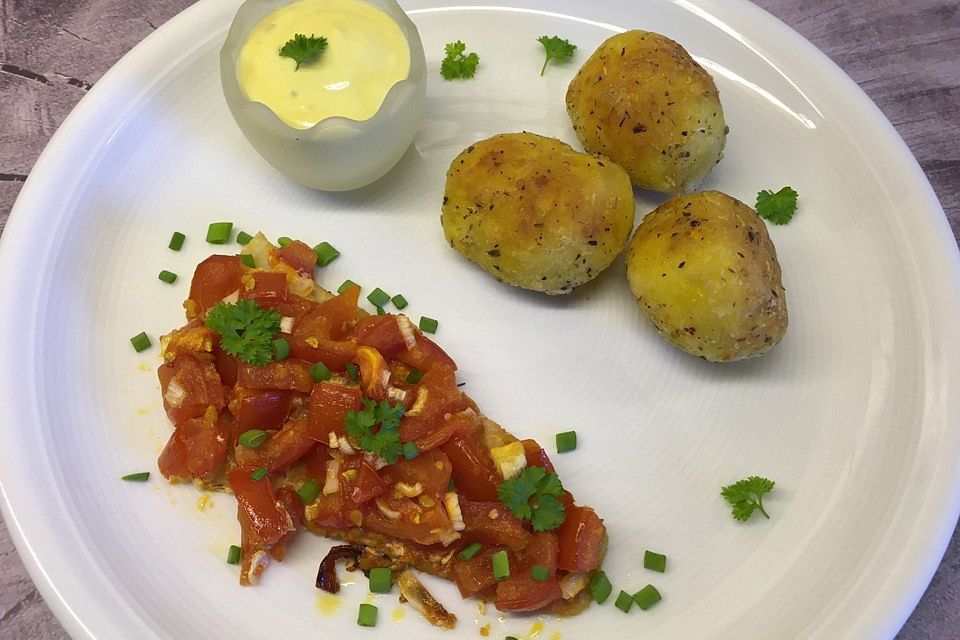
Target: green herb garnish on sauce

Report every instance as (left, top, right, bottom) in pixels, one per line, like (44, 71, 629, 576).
(279, 33, 328, 70)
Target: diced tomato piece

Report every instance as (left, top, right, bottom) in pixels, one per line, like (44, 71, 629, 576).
(188, 255, 245, 315)
(459, 500, 531, 550)
(305, 491, 357, 529)
(276, 240, 317, 276)
(556, 505, 605, 572)
(158, 356, 226, 426)
(453, 546, 499, 598)
(308, 382, 362, 440)
(212, 341, 239, 387)
(158, 412, 229, 480)
(354, 315, 406, 360)
(289, 337, 357, 372)
(442, 428, 502, 502)
(362, 499, 455, 546)
(269, 488, 303, 562)
(235, 420, 316, 471)
(380, 449, 452, 497)
(240, 271, 289, 309)
(238, 508, 266, 586)
(414, 410, 478, 453)
(233, 389, 294, 433)
(317, 286, 360, 340)
(398, 333, 457, 371)
(495, 533, 562, 612)
(399, 365, 467, 441)
(355, 346, 390, 400)
(346, 461, 385, 505)
(228, 467, 294, 547)
(238, 360, 313, 392)
(274, 296, 318, 321)
(521, 439, 556, 473)
(161, 323, 216, 360)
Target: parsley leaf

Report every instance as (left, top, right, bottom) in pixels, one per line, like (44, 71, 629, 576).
(205, 299, 281, 367)
(345, 398, 405, 464)
(498, 466, 566, 531)
(537, 35, 576, 75)
(755, 186, 798, 225)
(279, 33, 328, 70)
(721, 476, 775, 521)
(440, 40, 480, 80)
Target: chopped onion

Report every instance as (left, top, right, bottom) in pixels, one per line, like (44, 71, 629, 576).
(444, 492, 465, 532)
(327, 431, 339, 449)
(221, 289, 240, 304)
(405, 387, 429, 417)
(559, 572, 589, 599)
(396, 315, 418, 349)
(163, 379, 186, 407)
(337, 436, 355, 455)
(395, 482, 424, 498)
(376, 498, 401, 520)
(279, 316, 295, 333)
(322, 458, 341, 495)
(387, 387, 408, 403)
(364, 452, 389, 470)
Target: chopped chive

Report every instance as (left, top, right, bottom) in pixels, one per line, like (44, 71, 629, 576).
(506, 637, 519, 640)
(310, 361, 331, 382)
(633, 584, 662, 610)
(589, 570, 612, 604)
(250, 466, 268, 481)
(556, 430, 577, 453)
(402, 441, 420, 460)
(530, 565, 549, 581)
(447, 477, 455, 491)
(226, 544, 242, 565)
(644, 550, 667, 573)
(239, 253, 255, 268)
(376, 306, 386, 316)
(168, 231, 185, 251)
(391, 294, 408, 310)
(419, 316, 438, 334)
(130, 332, 151, 353)
(236, 231, 253, 245)
(238, 429, 269, 449)
(121, 472, 150, 482)
(346, 362, 359, 382)
(357, 603, 378, 627)
(272, 338, 290, 361)
(338, 279, 360, 294)
(406, 369, 424, 384)
(458, 542, 483, 561)
(158, 270, 178, 284)
(492, 549, 510, 581)
(367, 287, 391, 308)
(369, 567, 392, 593)
(206, 222, 233, 244)
(298, 479, 320, 504)
(615, 590, 634, 613)
(277, 236, 293, 247)
(314, 241, 340, 267)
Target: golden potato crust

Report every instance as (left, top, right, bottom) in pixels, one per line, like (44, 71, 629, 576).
(626, 191, 787, 362)
(441, 132, 635, 294)
(566, 30, 727, 194)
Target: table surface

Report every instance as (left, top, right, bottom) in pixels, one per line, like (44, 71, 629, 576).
(1, 0, 958, 638)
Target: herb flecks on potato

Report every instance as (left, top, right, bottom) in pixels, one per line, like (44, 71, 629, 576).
(442, 132, 635, 295)
(626, 191, 787, 362)
(566, 30, 727, 194)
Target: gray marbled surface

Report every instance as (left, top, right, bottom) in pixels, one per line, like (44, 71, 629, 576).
(1, 0, 958, 638)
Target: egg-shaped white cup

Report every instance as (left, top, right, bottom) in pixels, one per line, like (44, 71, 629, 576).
(220, 0, 427, 191)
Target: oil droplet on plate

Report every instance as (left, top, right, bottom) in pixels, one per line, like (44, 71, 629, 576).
(195, 493, 214, 511)
(549, 632, 562, 640)
(479, 622, 491, 636)
(138, 362, 150, 372)
(315, 593, 340, 617)
(391, 606, 405, 622)
(529, 620, 545, 637)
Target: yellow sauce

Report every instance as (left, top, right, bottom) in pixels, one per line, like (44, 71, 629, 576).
(237, 0, 410, 129)
(315, 593, 341, 617)
(391, 606, 406, 622)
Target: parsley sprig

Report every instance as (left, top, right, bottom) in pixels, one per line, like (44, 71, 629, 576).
(721, 476, 775, 521)
(498, 466, 565, 531)
(279, 33, 328, 70)
(537, 35, 576, 75)
(205, 300, 281, 367)
(345, 398, 405, 464)
(756, 186, 798, 225)
(440, 41, 480, 80)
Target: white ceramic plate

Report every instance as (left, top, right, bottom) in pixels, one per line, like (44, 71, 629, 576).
(2, 1, 958, 638)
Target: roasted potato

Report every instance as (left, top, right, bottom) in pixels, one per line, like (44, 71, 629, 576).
(626, 191, 787, 361)
(566, 30, 727, 194)
(441, 132, 635, 295)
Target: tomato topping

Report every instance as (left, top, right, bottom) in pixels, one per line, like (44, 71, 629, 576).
(235, 420, 316, 471)
(188, 255, 245, 316)
(158, 356, 226, 426)
(228, 467, 294, 547)
(276, 240, 317, 276)
(354, 315, 406, 359)
(158, 412, 228, 480)
(398, 333, 457, 371)
(399, 365, 467, 441)
(453, 546, 499, 598)
(442, 428, 502, 502)
(521, 439, 556, 473)
(305, 491, 358, 530)
(287, 288, 360, 368)
(362, 499, 455, 546)
(348, 461, 386, 505)
(238, 360, 313, 392)
(212, 341, 239, 387)
(459, 500, 531, 550)
(269, 488, 303, 562)
(308, 382, 362, 440)
(233, 389, 294, 433)
(380, 449, 452, 497)
(240, 271, 289, 309)
(355, 346, 390, 400)
(556, 505, 605, 572)
(494, 532, 562, 612)
(289, 337, 357, 372)
(413, 410, 478, 453)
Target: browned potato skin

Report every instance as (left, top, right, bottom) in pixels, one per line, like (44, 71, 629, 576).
(442, 132, 635, 295)
(626, 191, 787, 362)
(566, 30, 727, 194)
